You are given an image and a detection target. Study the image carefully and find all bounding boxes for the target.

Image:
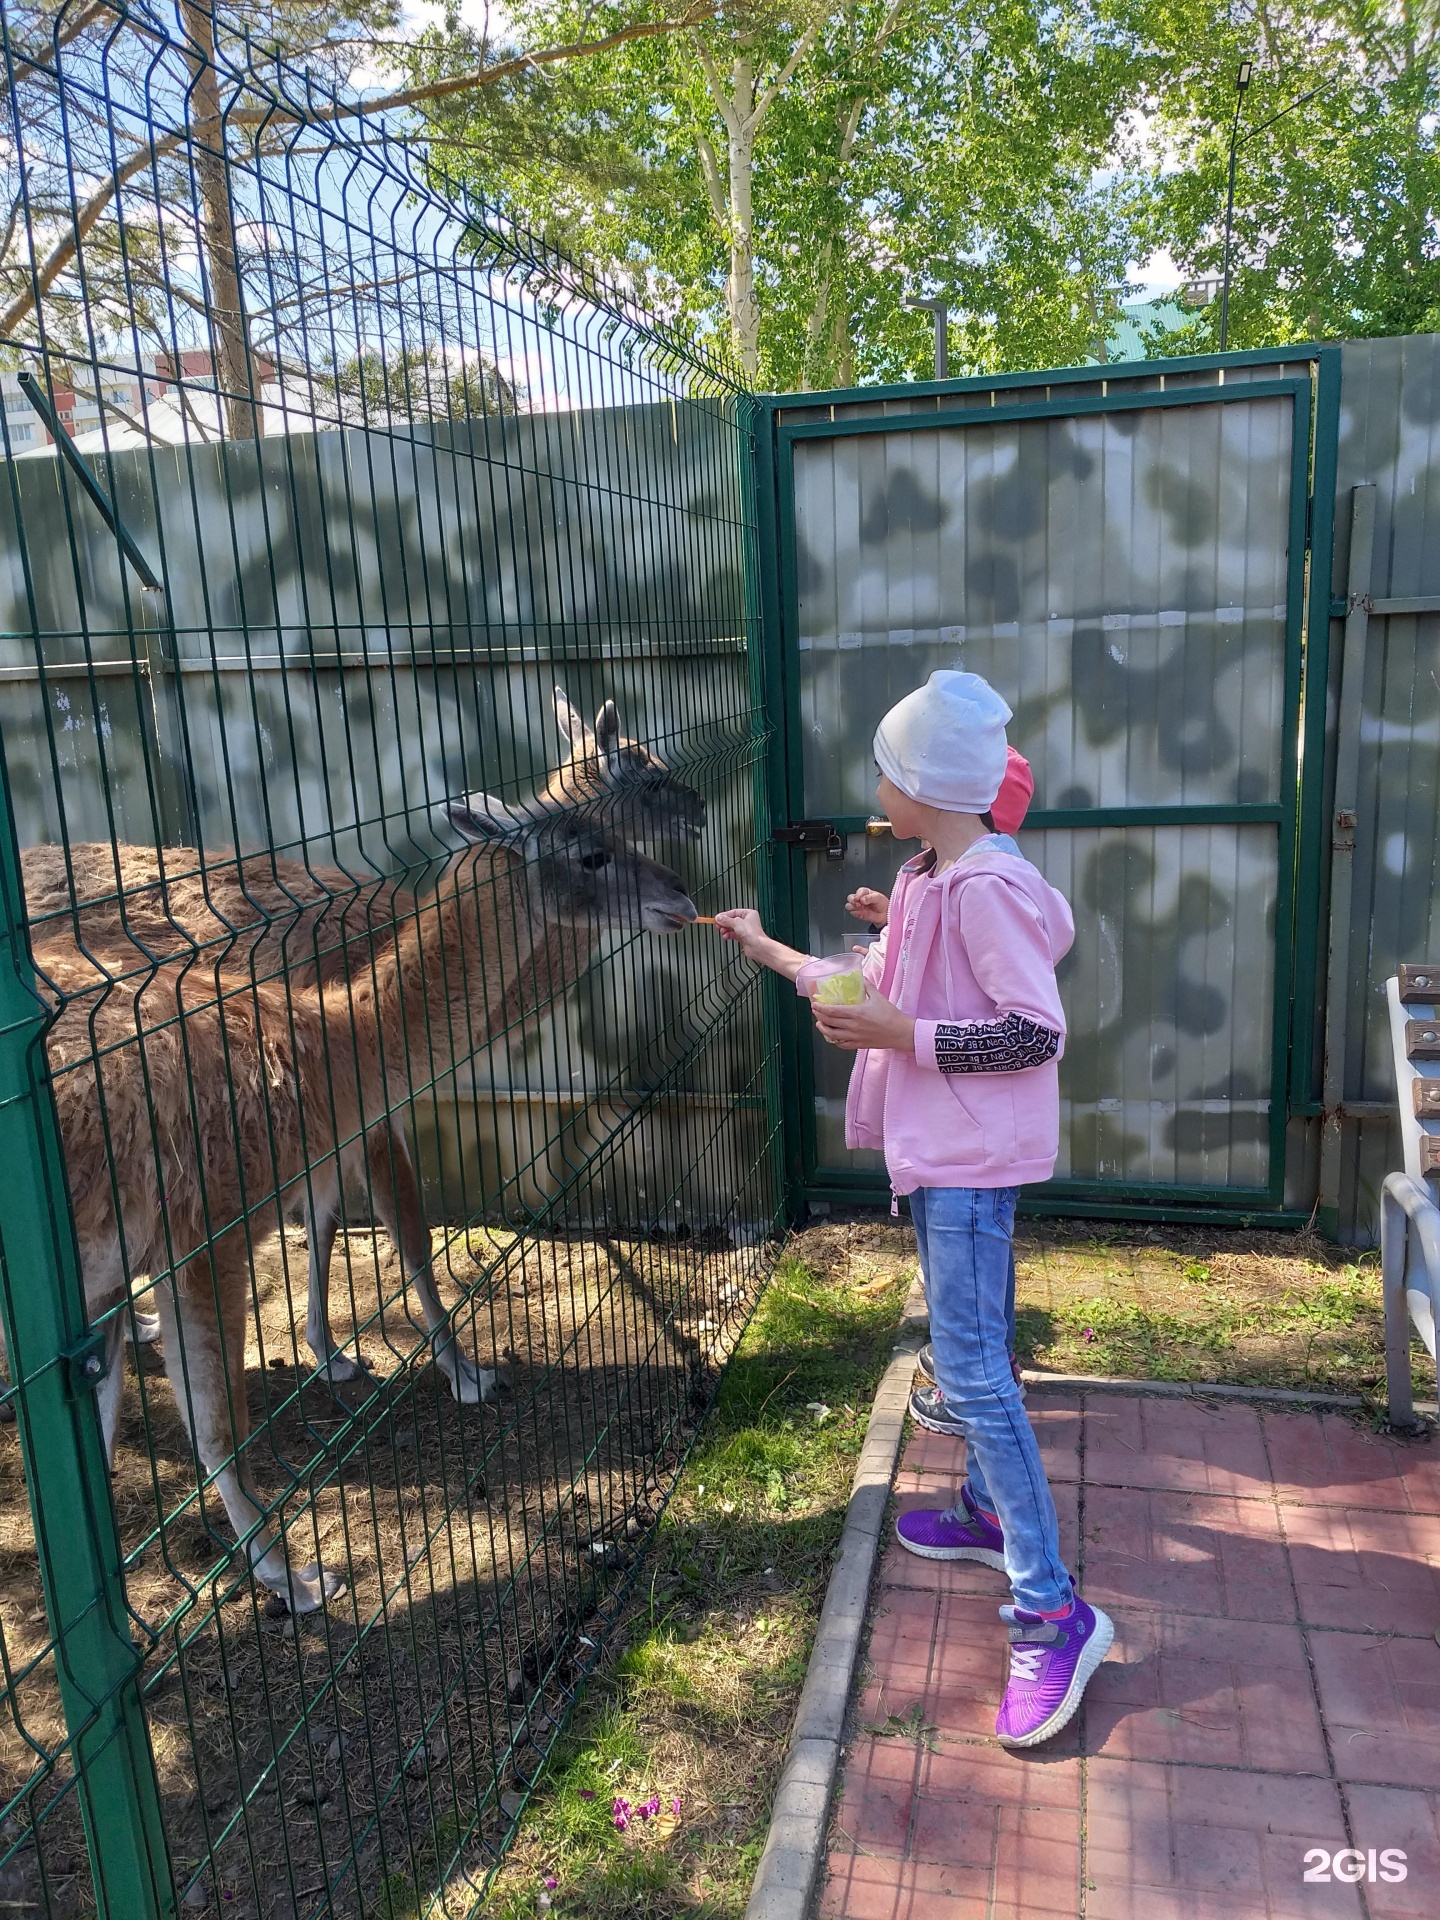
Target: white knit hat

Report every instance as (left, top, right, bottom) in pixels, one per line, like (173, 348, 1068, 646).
(873, 670, 1012, 812)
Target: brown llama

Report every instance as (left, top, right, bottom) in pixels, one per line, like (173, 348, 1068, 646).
(19, 691, 704, 1386)
(30, 800, 697, 1611)
(540, 688, 704, 839)
(19, 689, 703, 982)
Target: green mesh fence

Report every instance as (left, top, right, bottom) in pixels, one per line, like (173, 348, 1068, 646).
(0, 6, 783, 1915)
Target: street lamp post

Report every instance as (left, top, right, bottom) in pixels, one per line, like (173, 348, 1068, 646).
(904, 297, 949, 381)
(1217, 65, 1331, 353)
(1218, 59, 1253, 353)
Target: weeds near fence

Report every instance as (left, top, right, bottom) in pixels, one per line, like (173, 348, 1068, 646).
(478, 1225, 914, 1918)
(1013, 1222, 1424, 1397)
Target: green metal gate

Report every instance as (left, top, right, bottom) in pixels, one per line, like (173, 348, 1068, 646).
(757, 352, 1340, 1224)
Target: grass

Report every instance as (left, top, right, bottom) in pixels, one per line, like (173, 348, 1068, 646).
(1011, 1218, 1436, 1400)
(473, 1222, 913, 1919)
(471, 1213, 1434, 1918)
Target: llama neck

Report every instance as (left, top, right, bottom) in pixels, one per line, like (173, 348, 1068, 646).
(359, 851, 604, 1090)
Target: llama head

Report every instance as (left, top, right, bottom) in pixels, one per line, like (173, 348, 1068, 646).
(446, 795, 697, 933)
(546, 688, 706, 842)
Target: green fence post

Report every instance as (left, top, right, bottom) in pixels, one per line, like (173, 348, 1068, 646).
(746, 394, 806, 1224)
(0, 773, 173, 1918)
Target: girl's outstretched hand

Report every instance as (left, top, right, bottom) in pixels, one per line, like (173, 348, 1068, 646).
(714, 908, 770, 961)
(846, 886, 890, 927)
(812, 994, 915, 1053)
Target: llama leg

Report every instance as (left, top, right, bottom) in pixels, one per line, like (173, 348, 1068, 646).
(367, 1128, 493, 1405)
(304, 1181, 375, 1386)
(127, 1297, 162, 1347)
(83, 1251, 129, 1466)
(160, 1255, 343, 1614)
(96, 1308, 127, 1469)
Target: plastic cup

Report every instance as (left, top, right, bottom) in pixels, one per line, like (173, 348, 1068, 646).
(810, 953, 868, 1006)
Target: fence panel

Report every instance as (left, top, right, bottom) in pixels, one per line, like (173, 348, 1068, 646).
(0, 7, 780, 1916)
(1324, 336, 1440, 1242)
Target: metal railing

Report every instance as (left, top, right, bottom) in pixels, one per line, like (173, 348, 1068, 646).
(1381, 974, 1440, 1426)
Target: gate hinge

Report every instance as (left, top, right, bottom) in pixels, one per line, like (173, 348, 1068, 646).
(63, 1328, 109, 1395)
(774, 820, 846, 861)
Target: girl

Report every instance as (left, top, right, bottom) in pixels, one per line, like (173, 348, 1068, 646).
(716, 671, 1111, 1748)
(847, 743, 1036, 1401)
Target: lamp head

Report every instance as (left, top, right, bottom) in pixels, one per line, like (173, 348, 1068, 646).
(1237, 59, 1253, 89)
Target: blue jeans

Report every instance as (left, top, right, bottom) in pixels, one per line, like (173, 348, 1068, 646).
(911, 1186, 1072, 1614)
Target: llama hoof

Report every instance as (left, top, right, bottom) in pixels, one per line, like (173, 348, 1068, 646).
(444, 1356, 495, 1406)
(128, 1311, 162, 1346)
(316, 1350, 375, 1388)
(281, 1562, 346, 1615)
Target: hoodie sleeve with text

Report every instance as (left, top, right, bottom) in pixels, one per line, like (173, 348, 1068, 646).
(912, 873, 1067, 1075)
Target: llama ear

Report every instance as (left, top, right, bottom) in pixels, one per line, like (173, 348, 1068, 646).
(553, 687, 594, 754)
(447, 795, 523, 845)
(594, 699, 623, 759)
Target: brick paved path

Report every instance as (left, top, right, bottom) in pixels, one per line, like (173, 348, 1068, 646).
(820, 1390, 1440, 1918)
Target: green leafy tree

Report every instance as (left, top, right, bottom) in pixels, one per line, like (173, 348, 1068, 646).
(414, 1, 1145, 385)
(1113, 0, 1440, 350)
(757, 0, 1143, 386)
(0, 0, 712, 432)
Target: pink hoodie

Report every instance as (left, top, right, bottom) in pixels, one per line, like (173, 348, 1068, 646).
(797, 840, 1075, 1192)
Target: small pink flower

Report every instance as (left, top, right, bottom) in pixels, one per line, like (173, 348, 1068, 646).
(577, 1789, 595, 1801)
(638, 1794, 661, 1820)
(1081, 1327, 1096, 1342)
(612, 1796, 631, 1832)
(543, 1876, 557, 1890)
(670, 1796, 682, 1816)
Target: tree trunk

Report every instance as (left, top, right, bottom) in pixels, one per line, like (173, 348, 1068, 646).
(726, 57, 760, 378)
(803, 237, 834, 390)
(181, 2, 259, 439)
(830, 296, 853, 387)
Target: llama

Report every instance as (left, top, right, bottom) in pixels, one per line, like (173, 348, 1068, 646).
(18, 688, 702, 982)
(31, 799, 697, 1611)
(541, 688, 705, 840)
(19, 690, 704, 1382)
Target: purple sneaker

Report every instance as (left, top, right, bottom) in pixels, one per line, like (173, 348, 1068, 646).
(894, 1482, 1006, 1568)
(995, 1595, 1113, 1747)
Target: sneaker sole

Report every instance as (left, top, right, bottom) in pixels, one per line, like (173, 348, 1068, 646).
(893, 1520, 1006, 1569)
(996, 1606, 1115, 1749)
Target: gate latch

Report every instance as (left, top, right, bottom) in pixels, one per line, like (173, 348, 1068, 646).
(63, 1328, 109, 1395)
(774, 820, 846, 861)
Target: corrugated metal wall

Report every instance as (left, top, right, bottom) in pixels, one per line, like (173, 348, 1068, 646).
(13, 339, 1440, 1240)
(1329, 336, 1440, 1241)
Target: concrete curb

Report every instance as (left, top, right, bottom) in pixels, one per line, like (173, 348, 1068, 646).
(1021, 1369, 1440, 1417)
(743, 1277, 927, 1920)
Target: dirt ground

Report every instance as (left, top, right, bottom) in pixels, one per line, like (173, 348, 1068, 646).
(0, 1223, 768, 1919)
(1, 1210, 1426, 1920)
